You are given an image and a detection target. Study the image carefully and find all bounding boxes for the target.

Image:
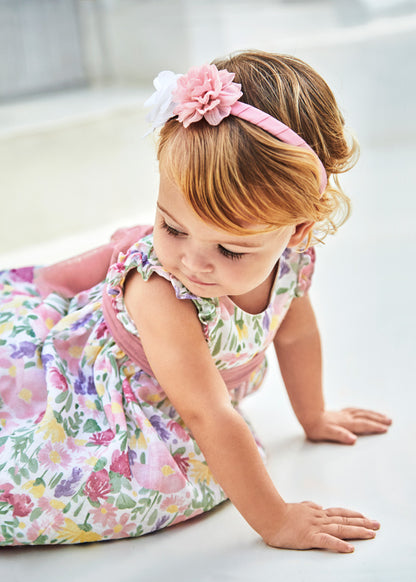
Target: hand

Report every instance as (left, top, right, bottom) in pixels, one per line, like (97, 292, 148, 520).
(264, 501, 380, 553)
(303, 408, 392, 445)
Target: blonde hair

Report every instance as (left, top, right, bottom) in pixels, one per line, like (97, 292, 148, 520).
(157, 50, 358, 245)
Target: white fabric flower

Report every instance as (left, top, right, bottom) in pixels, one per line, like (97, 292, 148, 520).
(144, 70, 182, 131)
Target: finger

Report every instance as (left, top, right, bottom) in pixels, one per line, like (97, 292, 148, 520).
(343, 408, 392, 424)
(321, 424, 357, 445)
(313, 533, 355, 553)
(325, 507, 366, 519)
(348, 418, 390, 435)
(325, 515, 380, 530)
(326, 524, 376, 541)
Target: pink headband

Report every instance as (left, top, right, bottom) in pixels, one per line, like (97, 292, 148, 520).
(145, 64, 327, 193)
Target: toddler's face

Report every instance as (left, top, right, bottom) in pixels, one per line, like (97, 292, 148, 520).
(153, 169, 297, 305)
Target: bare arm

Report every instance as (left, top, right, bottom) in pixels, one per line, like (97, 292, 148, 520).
(124, 272, 380, 551)
(124, 271, 287, 539)
(274, 294, 391, 443)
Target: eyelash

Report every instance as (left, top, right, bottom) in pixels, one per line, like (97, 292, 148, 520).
(161, 220, 245, 261)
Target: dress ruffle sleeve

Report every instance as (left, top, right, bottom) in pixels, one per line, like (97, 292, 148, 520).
(105, 234, 219, 339)
(293, 247, 316, 297)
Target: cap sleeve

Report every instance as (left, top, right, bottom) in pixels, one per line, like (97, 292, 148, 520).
(106, 234, 219, 334)
(294, 247, 316, 297)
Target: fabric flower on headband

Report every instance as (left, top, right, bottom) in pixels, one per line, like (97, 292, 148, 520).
(144, 70, 182, 130)
(145, 64, 243, 130)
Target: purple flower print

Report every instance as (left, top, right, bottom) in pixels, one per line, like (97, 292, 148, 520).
(128, 448, 137, 466)
(10, 341, 38, 359)
(152, 515, 170, 532)
(140, 252, 149, 269)
(70, 312, 93, 331)
(279, 258, 290, 277)
(41, 353, 54, 367)
(55, 467, 83, 497)
(149, 415, 170, 442)
(262, 311, 270, 331)
(74, 369, 96, 395)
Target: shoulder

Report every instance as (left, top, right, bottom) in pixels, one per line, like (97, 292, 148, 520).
(124, 269, 199, 333)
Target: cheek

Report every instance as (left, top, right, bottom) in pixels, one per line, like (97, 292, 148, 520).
(152, 230, 171, 266)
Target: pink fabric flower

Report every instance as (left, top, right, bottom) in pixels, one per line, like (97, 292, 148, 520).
(172, 64, 242, 127)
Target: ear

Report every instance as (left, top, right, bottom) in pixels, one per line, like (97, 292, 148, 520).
(287, 221, 315, 248)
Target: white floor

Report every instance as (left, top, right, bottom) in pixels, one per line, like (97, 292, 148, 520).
(1, 1, 415, 580)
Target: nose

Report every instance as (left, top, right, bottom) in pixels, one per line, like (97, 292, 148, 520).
(180, 245, 213, 273)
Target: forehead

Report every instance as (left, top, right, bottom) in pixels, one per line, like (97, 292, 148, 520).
(157, 169, 289, 248)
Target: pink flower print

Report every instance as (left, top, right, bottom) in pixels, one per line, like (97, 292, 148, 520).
(172, 64, 242, 127)
(10, 267, 35, 283)
(90, 501, 118, 527)
(89, 428, 115, 446)
(104, 391, 127, 432)
(30, 303, 61, 340)
(167, 419, 190, 442)
(84, 469, 112, 502)
(0, 361, 46, 419)
(38, 442, 71, 471)
(220, 301, 234, 320)
(47, 367, 68, 391)
(122, 378, 137, 403)
(27, 520, 45, 543)
(160, 494, 188, 514)
(109, 450, 131, 478)
(170, 507, 203, 527)
(103, 513, 136, 539)
(130, 441, 187, 494)
(38, 497, 65, 528)
(0, 483, 14, 501)
(95, 320, 108, 340)
(173, 452, 190, 476)
(296, 247, 316, 295)
(7, 493, 34, 517)
(297, 260, 314, 295)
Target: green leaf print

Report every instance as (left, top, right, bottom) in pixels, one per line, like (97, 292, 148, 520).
(7, 467, 21, 485)
(64, 392, 73, 412)
(55, 391, 68, 404)
(109, 472, 122, 493)
(83, 419, 101, 433)
(94, 457, 107, 472)
(276, 287, 289, 295)
(147, 509, 158, 526)
(28, 458, 38, 472)
(211, 333, 223, 357)
(49, 472, 64, 489)
(116, 493, 136, 510)
(20, 467, 30, 479)
(30, 508, 43, 522)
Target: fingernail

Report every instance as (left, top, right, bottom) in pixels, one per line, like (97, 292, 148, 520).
(347, 544, 355, 552)
(371, 521, 380, 529)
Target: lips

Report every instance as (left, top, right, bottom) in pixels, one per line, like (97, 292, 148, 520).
(187, 276, 216, 286)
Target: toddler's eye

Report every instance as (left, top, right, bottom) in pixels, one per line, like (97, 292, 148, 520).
(161, 220, 182, 237)
(219, 246, 245, 261)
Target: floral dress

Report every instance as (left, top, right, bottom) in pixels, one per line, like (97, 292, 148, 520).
(0, 232, 314, 545)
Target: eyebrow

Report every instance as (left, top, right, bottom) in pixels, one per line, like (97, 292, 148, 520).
(157, 203, 263, 249)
